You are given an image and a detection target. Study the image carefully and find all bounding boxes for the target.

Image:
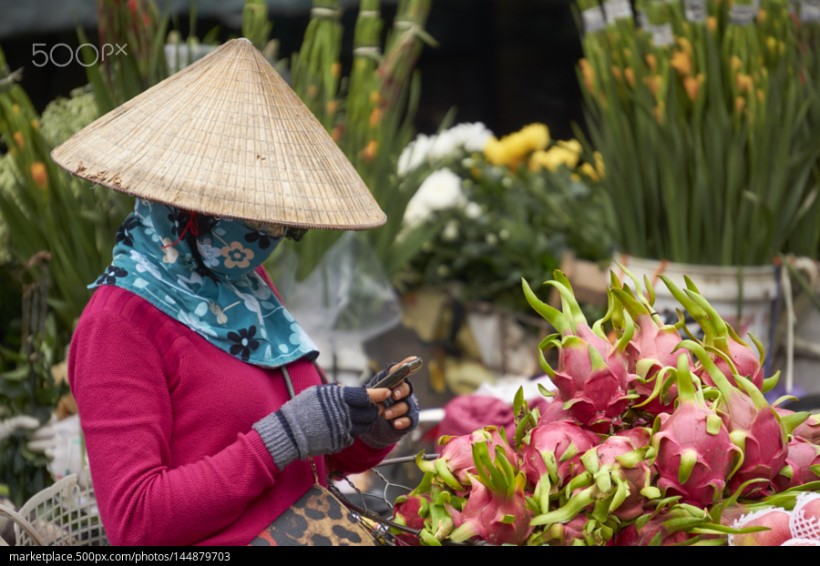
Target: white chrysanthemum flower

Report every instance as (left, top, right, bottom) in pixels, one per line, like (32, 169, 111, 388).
(398, 122, 494, 176)
(442, 220, 459, 242)
(464, 202, 482, 219)
(402, 168, 465, 228)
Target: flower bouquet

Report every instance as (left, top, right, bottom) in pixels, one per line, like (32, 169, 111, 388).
(389, 266, 820, 545)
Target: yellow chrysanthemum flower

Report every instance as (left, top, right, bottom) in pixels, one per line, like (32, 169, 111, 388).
(484, 137, 507, 166)
(485, 123, 549, 168)
(530, 143, 579, 172)
(594, 152, 605, 179)
(578, 162, 598, 182)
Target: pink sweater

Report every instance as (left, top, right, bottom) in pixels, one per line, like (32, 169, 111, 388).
(68, 284, 392, 546)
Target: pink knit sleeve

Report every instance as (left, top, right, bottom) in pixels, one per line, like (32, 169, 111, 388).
(68, 310, 277, 546)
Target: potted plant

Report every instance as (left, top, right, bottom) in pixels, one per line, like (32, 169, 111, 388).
(574, 0, 820, 351)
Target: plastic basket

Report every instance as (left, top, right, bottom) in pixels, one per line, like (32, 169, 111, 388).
(0, 468, 107, 546)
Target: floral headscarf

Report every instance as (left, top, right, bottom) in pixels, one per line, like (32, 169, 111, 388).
(90, 198, 318, 367)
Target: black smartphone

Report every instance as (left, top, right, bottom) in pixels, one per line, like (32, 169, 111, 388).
(370, 357, 423, 389)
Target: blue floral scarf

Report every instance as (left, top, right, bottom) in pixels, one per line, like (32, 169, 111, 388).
(91, 198, 319, 367)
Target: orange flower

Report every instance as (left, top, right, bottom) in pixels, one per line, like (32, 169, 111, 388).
(643, 75, 661, 97)
(707, 16, 717, 32)
(671, 50, 692, 76)
(684, 75, 704, 102)
(654, 101, 666, 124)
(730, 56, 743, 72)
(757, 88, 765, 102)
(306, 84, 318, 99)
(579, 58, 596, 94)
(369, 107, 383, 128)
(676, 37, 693, 55)
(30, 119, 39, 131)
(326, 100, 338, 115)
(645, 53, 657, 73)
(735, 96, 746, 115)
(735, 73, 753, 93)
(31, 161, 48, 189)
(369, 90, 381, 105)
(12, 131, 24, 149)
(611, 65, 623, 82)
(331, 62, 341, 79)
(332, 124, 344, 142)
(362, 140, 378, 161)
(624, 67, 636, 88)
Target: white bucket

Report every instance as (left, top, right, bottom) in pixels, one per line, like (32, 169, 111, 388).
(612, 256, 779, 354)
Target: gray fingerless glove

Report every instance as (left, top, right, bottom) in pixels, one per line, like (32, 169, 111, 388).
(360, 365, 421, 449)
(253, 384, 379, 470)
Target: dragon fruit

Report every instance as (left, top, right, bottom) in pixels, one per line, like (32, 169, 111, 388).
(538, 515, 589, 546)
(447, 443, 534, 545)
(591, 433, 657, 520)
(684, 341, 788, 499)
(391, 492, 428, 546)
(775, 408, 820, 443)
(608, 279, 689, 415)
(424, 426, 517, 490)
(522, 420, 600, 489)
(534, 391, 573, 426)
(523, 276, 632, 432)
(660, 276, 768, 391)
(550, 343, 632, 432)
(774, 438, 820, 491)
(609, 512, 690, 546)
(651, 353, 740, 507)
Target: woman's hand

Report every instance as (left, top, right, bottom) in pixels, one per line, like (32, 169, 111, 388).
(361, 358, 421, 448)
(366, 380, 414, 430)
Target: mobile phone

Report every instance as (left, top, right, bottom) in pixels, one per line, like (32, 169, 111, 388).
(371, 357, 423, 389)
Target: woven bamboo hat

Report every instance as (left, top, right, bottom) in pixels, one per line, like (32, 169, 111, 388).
(51, 38, 386, 230)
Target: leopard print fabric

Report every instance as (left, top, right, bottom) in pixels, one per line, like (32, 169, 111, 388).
(249, 486, 378, 546)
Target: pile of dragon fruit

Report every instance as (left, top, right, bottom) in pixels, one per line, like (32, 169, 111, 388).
(390, 268, 820, 546)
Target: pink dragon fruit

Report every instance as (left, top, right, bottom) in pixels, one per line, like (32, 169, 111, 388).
(522, 420, 600, 489)
(425, 426, 517, 490)
(660, 276, 767, 391)
(651, 353, 740, 508)
(447, 442, 534, 546)
(391, 492, 428, 546)
(729, 508, 793, 546)
(617, 426, 652, 448)
(610, 513, 689, 546)
(550, 342, 632, 433)
(775, 408, 820, 443)
(684, 341, 788, 499)
(774, 437, 820, 491)
(593, 433, 657, 520)
(609, 284, 688, 415)
(523, 276, 632, 432)
(532, 391, 573, 426)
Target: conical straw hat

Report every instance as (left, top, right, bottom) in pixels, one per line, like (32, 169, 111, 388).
(51, 38, 386, 230)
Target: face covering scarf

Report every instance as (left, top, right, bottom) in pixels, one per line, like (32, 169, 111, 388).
(90, 198, 319, 368)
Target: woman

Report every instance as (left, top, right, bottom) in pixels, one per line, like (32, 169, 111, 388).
(53, 39, 419, 546)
